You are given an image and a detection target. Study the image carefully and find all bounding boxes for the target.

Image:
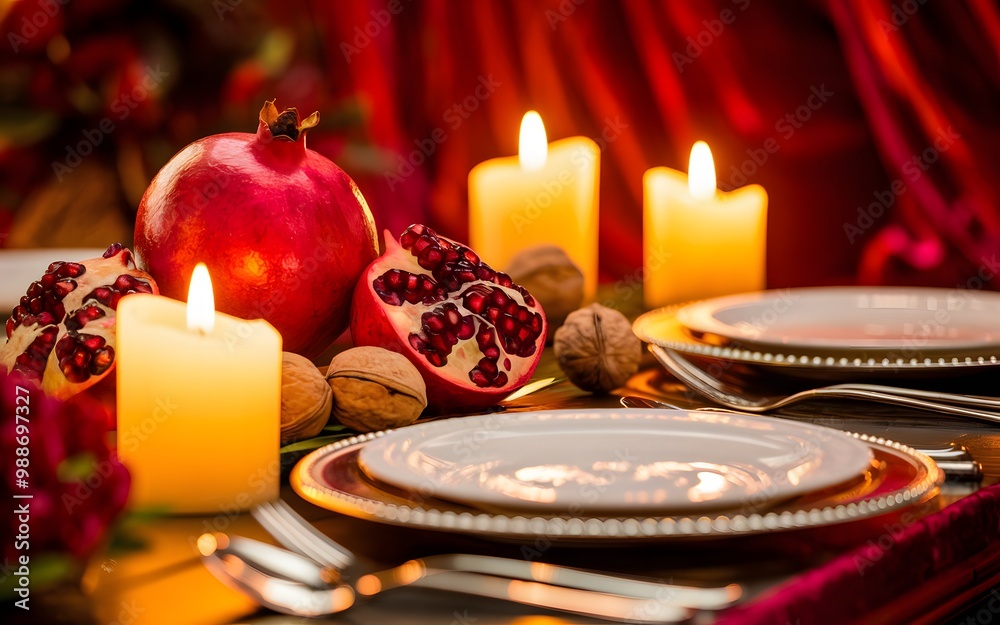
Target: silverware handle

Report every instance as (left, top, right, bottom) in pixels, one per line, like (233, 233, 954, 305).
(830, 383, 1000, 410)
(408, 571, 693, 623)
(807, 388, 1000, 424)
(419, 554, 739, 610)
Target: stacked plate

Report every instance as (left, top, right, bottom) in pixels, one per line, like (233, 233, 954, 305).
(633, 286, 1000, 379)
(292, 408, 940, 543)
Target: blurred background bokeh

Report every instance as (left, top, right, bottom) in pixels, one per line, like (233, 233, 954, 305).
(1, 0, 997, 290)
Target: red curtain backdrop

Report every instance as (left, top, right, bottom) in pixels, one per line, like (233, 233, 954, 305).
(1, 0, 997, 290)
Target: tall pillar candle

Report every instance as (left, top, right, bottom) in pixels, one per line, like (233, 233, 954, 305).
(469, 111, 600, 300)
(117, 264, 282, 514)
(643, 141, 767, 308)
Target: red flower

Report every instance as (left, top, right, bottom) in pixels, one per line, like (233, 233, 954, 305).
(1, 372, 130, 565)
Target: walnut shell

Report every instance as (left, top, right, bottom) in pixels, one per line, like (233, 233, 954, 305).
(554, 303, 641, 393)
(326, 346, 427, 432)
(281, 352, 333, 444)
(506, 245, 584, 337)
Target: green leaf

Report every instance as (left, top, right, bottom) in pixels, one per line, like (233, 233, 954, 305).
(280, 433, 353, 454)
(57, 453, 98, 483)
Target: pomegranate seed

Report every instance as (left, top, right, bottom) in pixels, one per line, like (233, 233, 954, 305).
(504, 358, 511, 370)
(423, 315, 445, 333)
(26, 281, 43, 298)
(56, 336, 75, 359)
(103, 243, 125, 258)
(531, 314, 543, 331)
(81, 334, 106, 351)
(411, 236, 432, 254)
(73, 349, 90, 369)
(426, 352, 446, 367)
(418, 247, 442, 270)
(500, 316, 516, 334)
(478, 358, 497, 375)
(406, 274, 419, 290)
(470, 370, 488, 386)
(458, 320, 475, 340)
(89, 287, 112, 305)
(46, 262, 64, 274)
(464, 292, 486, 314)
(58, 263, 85, 278)
(5, 317, 14, 339)
(386, 270, 404, 290)
(53, 280, 77, 297)
(429, 334, 450, 354)
(91, 347, 114, 374)
(496, 273, 513, 287)
(445, 308, 461, 327)
(495, 372, 508, 387)
(400, 230, 420, 249)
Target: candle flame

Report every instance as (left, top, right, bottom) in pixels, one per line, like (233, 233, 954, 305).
(688, 141, 717, 201)
(518, 111, 548, 172)
(186, 263, 216, 334)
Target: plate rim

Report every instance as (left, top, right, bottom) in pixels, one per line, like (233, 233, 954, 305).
(355, 409, 875, 515)
(291, 424, 941, 542)
(674, 286, 1000, 354)
(633, 305, 1000, 372)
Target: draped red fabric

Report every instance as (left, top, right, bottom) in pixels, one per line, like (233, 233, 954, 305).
(1, 1, 995, 290)
(308, 0, 998, 289)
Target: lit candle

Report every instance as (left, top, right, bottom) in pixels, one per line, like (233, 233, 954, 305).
(116, 263, 282, 514)
(469, 111, 600, 300)
(643, 141, 767, 308)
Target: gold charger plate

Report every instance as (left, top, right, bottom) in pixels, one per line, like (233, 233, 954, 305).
(633, 305, 1000, 380)
(291, 427, 941, 544)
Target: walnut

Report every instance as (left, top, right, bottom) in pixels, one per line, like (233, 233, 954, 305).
(506, 245, 584, 338)
(554, 303, 641, 393)
(281, 352, 333, 444)
(325, 346, 427, 432)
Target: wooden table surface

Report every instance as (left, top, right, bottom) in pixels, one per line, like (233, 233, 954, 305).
(10, 349, 1000, 625)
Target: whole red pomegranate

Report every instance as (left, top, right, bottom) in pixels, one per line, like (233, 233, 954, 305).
(351, 225, 547, 412)
(0, 244, 157, 400)
(135, 101, 378, 359)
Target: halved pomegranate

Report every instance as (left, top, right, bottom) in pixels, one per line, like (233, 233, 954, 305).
(1, 244, 158, 400)
(351, 225, 547, 412)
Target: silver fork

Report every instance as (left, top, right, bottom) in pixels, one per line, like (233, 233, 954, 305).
(252, 499, 740, 610)
(651, 345, 1000, 425)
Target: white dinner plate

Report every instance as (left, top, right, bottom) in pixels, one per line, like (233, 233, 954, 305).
(356, 409, 873, 514)
(0, 248, 107, 312)
(675, 287, 1000, 356)
(633, 305, 1000, 379)
(293, 422, 940, 543)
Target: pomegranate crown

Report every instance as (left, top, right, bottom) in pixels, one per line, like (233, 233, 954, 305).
(259, 100, 320, 142)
